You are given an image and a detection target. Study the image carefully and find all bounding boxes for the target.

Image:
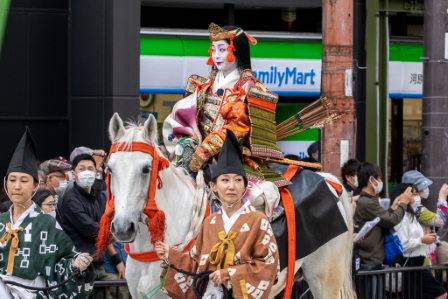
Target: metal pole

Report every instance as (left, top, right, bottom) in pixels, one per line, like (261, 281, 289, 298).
(321, 0, 356, 175)
(353, 0, 366, 163)
(421, 0, 448, 212)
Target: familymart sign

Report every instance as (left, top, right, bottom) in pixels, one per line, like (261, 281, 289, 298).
(140, 56, 321, 96)
(139, 36, 424, 98)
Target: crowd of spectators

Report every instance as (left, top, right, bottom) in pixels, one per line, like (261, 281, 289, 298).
(2, 137, 448, 299)
(341, 157, 448, 299)
(0, 146, 129, 299)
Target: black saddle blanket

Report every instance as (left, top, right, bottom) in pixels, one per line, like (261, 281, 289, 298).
(270, 168, 348, 271)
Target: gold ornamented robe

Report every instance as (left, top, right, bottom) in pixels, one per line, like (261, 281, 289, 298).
(161, 204, 279, 299)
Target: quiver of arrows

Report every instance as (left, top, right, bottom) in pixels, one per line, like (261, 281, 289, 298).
(275, 97, 341, 141)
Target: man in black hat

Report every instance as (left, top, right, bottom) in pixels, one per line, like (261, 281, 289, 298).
(0, 127, 94, 298)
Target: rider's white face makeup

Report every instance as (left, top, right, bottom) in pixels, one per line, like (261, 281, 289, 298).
(212, 40, 237, 77)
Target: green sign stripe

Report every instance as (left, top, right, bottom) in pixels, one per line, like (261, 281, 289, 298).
(389, 43, 423, 62)
(141, 36, 423, 62)
(141, 36, 322, 59)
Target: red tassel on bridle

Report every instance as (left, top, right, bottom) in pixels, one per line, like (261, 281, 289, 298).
(96, 142, 171, 256)
(96, 173, 115, 257)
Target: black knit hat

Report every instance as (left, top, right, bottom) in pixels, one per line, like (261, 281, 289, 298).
(211, 129, 246, 181)
(6, 127, 39, 181)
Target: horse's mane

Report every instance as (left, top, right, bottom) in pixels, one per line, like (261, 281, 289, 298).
(114, 121, 154, 151)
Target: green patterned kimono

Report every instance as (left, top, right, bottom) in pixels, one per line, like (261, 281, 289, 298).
(0, 204, 94, 299)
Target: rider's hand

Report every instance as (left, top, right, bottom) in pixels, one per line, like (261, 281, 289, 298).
(209, 270, 222, 286)
(74, 253, 93, 271)
(116, 262, 126, 279)
(155, 241, 170, 260)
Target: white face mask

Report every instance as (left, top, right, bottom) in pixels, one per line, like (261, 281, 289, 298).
(48, 210, 56, 218)
(411, 195, 421, 209)
(370, 177, 383, 194)
(212, 40, 238, 76)
(54, 180, 68, 198)
(352, 176, 359, 188)
(76, 171, 96, 189)
(420, 187, 430, 199)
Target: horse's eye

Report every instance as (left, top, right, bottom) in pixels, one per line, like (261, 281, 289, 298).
(142, 166, 150, 174)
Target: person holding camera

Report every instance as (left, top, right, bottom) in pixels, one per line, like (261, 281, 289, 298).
(393, 183, 447, 299)
(353, 162, 412, 299)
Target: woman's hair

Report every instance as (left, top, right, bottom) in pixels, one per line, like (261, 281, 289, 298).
(0, 201, 7, 213)
(390, 183, 417, 221)
(33, 188, 52, 207)
(341, 159, 362, 184)
(0, 187, 8, 203)
(357, 162, 382, 190)
(216, 26, 251, 71)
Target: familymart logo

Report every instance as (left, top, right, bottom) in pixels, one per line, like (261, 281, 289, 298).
(253, 67, 317, 87)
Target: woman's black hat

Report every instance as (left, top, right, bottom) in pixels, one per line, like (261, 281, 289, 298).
(6, 127, 39, 181)
(211, 129, 246, 181)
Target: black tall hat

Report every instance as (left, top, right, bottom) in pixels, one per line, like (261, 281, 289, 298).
(211, 129, 247, 181)
(6, 127, 39, 181)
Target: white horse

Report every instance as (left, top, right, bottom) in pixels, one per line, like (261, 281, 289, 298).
(106, 113, 354, 299)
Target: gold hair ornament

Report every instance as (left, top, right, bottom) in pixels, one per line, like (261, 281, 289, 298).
(206, 23, 257, 65)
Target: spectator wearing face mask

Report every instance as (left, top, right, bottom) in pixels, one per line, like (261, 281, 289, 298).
(57, 154, 125, 297)
(402, 170, 448, 264)
(70, 146, 107, 192)
(342, 159, 362, 194)
(33, 188, 57, 217)
(353, 162, 412, 299)
(39, 159, 72, 200)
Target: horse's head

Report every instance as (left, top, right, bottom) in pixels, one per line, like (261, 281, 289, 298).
(107, 113, 163, 242)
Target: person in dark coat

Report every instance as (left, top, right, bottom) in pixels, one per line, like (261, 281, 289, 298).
(57, 153, 126, 293)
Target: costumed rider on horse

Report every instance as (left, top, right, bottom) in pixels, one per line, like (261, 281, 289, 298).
(155, 129, 279, 299)
(163, 22, 321, 215)
(0, 128, 95, 299)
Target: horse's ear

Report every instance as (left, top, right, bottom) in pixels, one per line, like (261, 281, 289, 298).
(109, 113, 126, 143)
(142, 114, 158, 144)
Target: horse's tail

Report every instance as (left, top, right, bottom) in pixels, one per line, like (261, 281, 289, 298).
(339, 185, 355, 299)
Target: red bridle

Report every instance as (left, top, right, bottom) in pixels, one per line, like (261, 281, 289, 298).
(96, 142, 171, 255)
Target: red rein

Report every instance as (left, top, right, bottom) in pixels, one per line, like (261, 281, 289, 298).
(96, 142, 170, 256)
